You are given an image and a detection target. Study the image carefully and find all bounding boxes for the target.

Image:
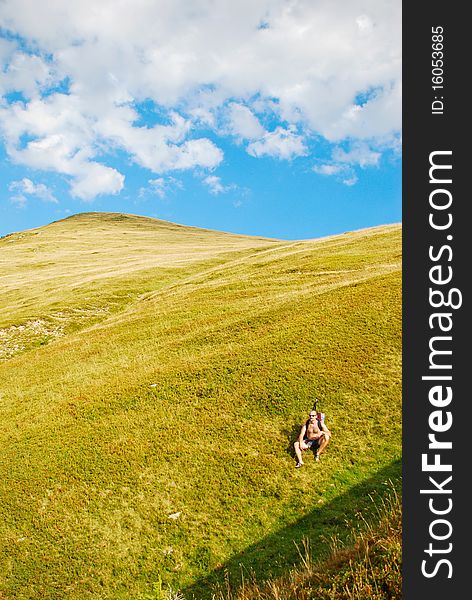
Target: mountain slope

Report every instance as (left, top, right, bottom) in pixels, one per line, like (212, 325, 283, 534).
(0, 213, 401, 598)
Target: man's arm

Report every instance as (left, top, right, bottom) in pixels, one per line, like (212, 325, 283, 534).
(298, 424, 307, 444)
(320, 421, 331, 436)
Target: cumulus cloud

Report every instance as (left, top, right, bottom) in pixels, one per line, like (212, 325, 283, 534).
(3, 52, 55, 98)
(226, 103, 265, 140)
(312, 139, 383, 185)
(247, 126, 307, 160)
(8, 177, 57, 206)
(0, 0, 401, 198)
(322, 82, 402, 142)
(332, 142, 381, 168)
(69, 163, 124, 201)
(96, 109, 223, 172)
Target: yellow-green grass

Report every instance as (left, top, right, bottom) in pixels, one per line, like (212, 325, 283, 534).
(0, 213, 401, 599)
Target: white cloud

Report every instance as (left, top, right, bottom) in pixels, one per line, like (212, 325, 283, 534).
(0, 91, 220, 199)
(188, 106, 216, 128)
(342, 174, 358, 186)
(8, 177, 58, 206)
(0, 0, 401, 197)
(168, 138, 223, 171)
(95, 108, 223, 173)
(140, 176, 183, 199)
(226, 103, 265, 140)
(0, 38, 14, 62)
(1, 51, 54, 99)
(203, 175, 225, 195)
(202, 175, 235, 195)
(312, 139, 383, 185)
(312, 164, 342, 176)
(0, 92, 125, 200)
(332, 142, 381, 168)
(313, 162, 358, 186)
(69, 163, 124, 201)
(145, 177, 167, 199)
(247, 126, 307, 160)
(322, 81, 402, 142)
(356, 14, 374, 33)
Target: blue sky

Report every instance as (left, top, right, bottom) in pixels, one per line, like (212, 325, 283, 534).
(0, 1, 401, 241)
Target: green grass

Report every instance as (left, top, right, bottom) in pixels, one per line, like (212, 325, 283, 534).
(0, 213, 401, 598)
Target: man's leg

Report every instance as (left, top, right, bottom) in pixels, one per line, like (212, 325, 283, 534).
(294, 441, 304, 465)
(316, 433, 330, 457)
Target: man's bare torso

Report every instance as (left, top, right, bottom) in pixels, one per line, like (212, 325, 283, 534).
(305, 419, 322, 440)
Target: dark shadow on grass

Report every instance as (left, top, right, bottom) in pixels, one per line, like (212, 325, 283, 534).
(183, 459, 401, 599)
(282, 423, 304, 461)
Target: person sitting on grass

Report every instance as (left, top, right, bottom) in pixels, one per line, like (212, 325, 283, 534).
(294, 409, 331, 467)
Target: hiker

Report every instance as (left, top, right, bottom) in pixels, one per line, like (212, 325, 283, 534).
(294, 409, 331, 467)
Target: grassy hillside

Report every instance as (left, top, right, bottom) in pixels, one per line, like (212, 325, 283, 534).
(0, 213, 401, 599)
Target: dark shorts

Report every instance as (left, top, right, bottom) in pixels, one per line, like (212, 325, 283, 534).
(304, 437, 321, 449)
